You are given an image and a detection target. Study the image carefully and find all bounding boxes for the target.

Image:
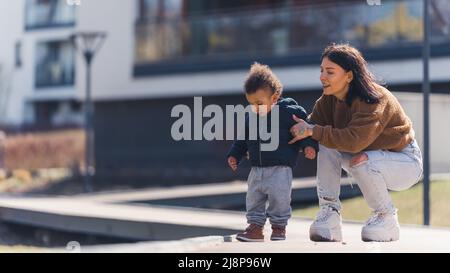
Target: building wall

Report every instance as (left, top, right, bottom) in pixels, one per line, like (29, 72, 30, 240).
(1, 0, 450, 124)
(395, 92, 450, 173)
(0, 1, 25, 125)
(75, 0, 450, 102)
(0, 0, 78, 128)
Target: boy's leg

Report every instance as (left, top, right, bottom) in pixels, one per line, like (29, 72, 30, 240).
(265, 166, 292, 241)
(246, 167, 268, 227)
(265, 166, 292, 227)
(237, 167, 266, 242)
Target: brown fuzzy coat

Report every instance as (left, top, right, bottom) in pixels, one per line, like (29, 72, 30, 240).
(310, 86, 414, 153)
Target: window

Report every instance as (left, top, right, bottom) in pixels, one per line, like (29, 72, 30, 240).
(137, 0, 184, 21)
(35, 40, 75, 88)
(25, 0, 75, 30)
(431, 0, 450, 43)
(135, 0, 186, 63)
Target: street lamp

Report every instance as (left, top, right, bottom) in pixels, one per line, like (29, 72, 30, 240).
(70, 31, 107, 192)
(422, 0, 431, 226)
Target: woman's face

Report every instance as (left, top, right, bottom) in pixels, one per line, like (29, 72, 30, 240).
(320, 57, 353, 100)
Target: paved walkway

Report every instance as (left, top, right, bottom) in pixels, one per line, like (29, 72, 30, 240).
(76, 217, 450, 253)
(0, 176, 449, 252)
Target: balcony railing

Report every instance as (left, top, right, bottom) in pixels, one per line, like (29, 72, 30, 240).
(134, 0, 450, 67)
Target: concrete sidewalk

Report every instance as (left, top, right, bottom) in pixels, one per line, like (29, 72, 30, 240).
(76, 217, 450, 253)
(1, 177, 450, 252)
(193, 221, 450, 253)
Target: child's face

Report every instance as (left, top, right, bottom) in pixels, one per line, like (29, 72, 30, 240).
(245, 88, 279, 116)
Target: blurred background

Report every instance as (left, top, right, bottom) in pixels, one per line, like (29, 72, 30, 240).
(0, 0, 449, 250)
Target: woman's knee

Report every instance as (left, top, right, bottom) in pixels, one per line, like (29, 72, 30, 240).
(387, 165, 422, 191)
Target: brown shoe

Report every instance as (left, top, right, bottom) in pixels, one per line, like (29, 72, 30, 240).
(271, 225, 286, 241)
(236, 224, 264, 242)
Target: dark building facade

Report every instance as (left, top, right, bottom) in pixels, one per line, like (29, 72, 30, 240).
(95, 91, 321, 185)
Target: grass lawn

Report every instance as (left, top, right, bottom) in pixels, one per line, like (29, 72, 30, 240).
(293, 180, 450, 228)
(0, 246, 51, 253)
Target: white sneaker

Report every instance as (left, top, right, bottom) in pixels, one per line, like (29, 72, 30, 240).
(361, 210, 400, 242)
(309, 206, 343, 242)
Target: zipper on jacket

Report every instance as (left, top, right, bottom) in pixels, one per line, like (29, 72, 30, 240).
(257, 118, 262, 167)
(259, 139, 262, 167)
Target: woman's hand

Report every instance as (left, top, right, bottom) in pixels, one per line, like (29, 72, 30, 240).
(228, 156, 238, 171)
(304, 146, 316, 160)
(289, 115, 314, 144)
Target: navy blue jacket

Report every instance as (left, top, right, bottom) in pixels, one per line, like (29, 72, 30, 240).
(227, 97, 319, 169)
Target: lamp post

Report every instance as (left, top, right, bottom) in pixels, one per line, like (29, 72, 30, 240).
(422, 0, 431, 226)
(70, 32, 106, 192)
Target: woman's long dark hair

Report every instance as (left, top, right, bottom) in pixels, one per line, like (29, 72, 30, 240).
(322, 43, 383, 105)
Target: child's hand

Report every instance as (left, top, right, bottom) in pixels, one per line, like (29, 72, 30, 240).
(304, 146, 316, 160)
(228, 156, 238, 171)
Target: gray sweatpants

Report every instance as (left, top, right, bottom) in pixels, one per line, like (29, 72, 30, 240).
(246, 166, 293, 227)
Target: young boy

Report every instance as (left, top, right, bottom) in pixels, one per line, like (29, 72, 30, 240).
(227, 63, 318, 242)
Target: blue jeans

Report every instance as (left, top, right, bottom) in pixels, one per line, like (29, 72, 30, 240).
(317, 140, 423, 213)
(246, 166, 292, 227)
